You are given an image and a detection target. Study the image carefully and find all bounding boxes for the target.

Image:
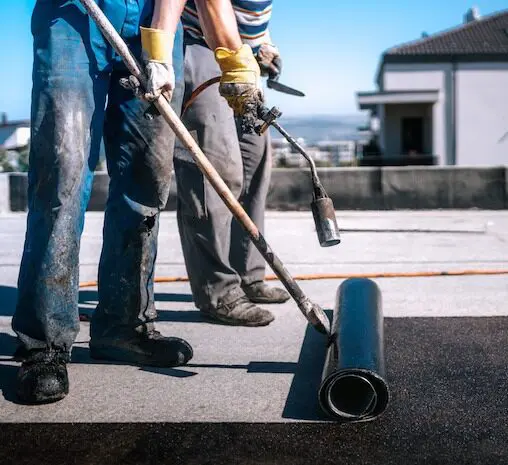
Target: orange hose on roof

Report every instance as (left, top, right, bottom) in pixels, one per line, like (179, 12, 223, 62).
(78, 268, 508, 288)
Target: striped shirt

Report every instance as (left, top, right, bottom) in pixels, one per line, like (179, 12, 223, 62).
(181, 0, 273, 52)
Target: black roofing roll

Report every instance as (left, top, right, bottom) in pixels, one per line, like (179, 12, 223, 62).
(319, 278, 390, 422)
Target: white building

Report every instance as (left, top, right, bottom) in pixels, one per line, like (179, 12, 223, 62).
(356, 8, 508, 166)
(0, 114, 30, 151)
(271, 137, 332, 167)
(316, 140, 356, 165)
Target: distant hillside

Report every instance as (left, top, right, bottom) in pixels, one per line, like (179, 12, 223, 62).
(269, 114, 368, 144)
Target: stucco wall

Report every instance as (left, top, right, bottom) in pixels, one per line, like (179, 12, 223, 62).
(455, 62, 508, 166)
(0, 127, 30, 150)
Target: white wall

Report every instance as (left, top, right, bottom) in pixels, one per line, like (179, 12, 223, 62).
(0, 127, 30, 150)
(382, 63, 450, 164)
(455, 62, 508, 166)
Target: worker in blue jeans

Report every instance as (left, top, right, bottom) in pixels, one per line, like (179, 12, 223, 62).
(13, 0, 265, 405)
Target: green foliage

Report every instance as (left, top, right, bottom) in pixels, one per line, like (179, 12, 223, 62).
(17, 145, 30, 172)
(0, 144, 30, 172)
(0, 148, 14, 172)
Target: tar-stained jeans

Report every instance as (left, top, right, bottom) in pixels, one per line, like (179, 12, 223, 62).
(174, 41, 272, 309)
(12, 0, 184, 352)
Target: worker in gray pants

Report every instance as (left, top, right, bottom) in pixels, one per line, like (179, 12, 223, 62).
(174, 33, 289, 327)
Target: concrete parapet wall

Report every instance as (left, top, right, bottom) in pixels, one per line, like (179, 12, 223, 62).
(8, 173, 28, 212)
(0, 174, 9, 214)
(4, 166, 508, 212)
(382, 167, 507, 210)
(267, 166, 507, 210)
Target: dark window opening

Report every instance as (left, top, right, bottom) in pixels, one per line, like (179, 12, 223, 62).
(401, 117, 424, 155)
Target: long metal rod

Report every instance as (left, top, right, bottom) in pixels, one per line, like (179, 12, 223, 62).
(78, 0, 330, 335)
(270, 120, 324, 196)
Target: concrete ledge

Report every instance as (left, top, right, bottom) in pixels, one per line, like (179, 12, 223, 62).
(506, 167, 508, 208)
(450, 167, 506, 209)
(87, 175, 109, 211)
(267, 169, 314, 211)
(6, 172, 179, 212)
(8, 173, 28, 212)
(383, 167, 507, 209)
(320, 167, 384, 210)
(3, 167, 507, 212)
(0, 174, 9, 214)
(382, 167, 507, 209)
(267, 168, 385, 210)
(81, 173, 179, 211)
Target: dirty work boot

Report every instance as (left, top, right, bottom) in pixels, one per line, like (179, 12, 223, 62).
(16, 348, 70, 405)
(242, 281, 291, 304)
(12, 344, 30, 362)
(89, 329, 193, 368)
(201, 293, 275, 327)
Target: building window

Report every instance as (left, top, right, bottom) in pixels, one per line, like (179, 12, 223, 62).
(401, 117, 424, 155)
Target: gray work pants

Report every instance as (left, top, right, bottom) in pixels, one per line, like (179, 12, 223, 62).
(174, 41, 271, 309)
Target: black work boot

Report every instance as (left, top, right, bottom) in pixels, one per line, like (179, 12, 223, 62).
(12, 344, 30, 362)
(89, 328, 193, 368)
(200, 291, 275, 327)
(16, 348, 70, 405)
(242, 281, 291, 304)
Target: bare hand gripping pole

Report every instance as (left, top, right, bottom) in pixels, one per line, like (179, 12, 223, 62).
(79, 0, 330, 336)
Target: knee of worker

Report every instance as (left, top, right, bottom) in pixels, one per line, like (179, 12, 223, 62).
(174, 133, 243, 196)
(111, 171, 172, 214)
(29, 87, 95, 211)
(173, 156, 207, 221)
(110, 119, 175, 210)
(105, 187, 161, 239)
(174, 149, 243, 220)
(105, 171, 168, 228)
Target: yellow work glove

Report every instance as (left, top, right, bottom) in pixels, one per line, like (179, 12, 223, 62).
(140, 27, 175, 101)
(214, 44, 263, 125)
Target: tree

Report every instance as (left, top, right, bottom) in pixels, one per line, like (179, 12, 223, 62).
(17, 145, 30, 172)
(0, 148, 15, 172)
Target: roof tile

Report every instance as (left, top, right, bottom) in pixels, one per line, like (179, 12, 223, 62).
(385, 9, 508, 56)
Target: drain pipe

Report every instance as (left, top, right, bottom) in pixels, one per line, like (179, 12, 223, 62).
(450, 57, 457, 165)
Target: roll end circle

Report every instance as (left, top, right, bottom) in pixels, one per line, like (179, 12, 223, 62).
(319, 370, 390, 422)
(326, 373, 377, 419)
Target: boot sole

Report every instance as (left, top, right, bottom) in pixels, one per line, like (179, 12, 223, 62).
(17, 390, 67, 405)
(89, 346, 191, 368)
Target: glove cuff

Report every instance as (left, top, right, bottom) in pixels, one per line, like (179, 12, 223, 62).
(214, 44, 260, 85)
(140, 27, 173, 63)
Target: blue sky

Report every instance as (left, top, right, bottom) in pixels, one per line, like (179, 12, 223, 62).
(0, 1, 506, 119)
